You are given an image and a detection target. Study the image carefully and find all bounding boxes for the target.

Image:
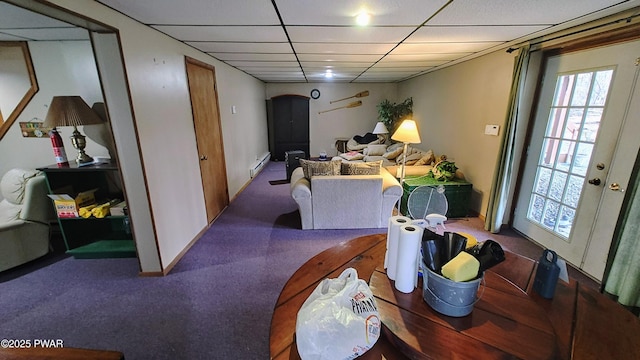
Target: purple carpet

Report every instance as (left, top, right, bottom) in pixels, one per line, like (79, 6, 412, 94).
(0, 161, 597, 359)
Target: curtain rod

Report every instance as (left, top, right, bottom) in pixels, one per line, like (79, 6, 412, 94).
(506, 12, 640, 53)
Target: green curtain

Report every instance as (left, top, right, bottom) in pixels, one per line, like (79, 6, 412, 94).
(604, 154, 640, 312)
(484, 45, 530, 233)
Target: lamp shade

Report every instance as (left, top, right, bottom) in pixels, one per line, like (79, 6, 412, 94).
(372, 121, 388, 134)
(43, 96, 104, 128)
(391, 119, 421, 144)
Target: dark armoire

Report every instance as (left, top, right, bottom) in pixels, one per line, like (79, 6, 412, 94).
(266, 94, 310, 161)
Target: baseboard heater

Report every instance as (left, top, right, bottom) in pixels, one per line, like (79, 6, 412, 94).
(249, 152, 271, 178)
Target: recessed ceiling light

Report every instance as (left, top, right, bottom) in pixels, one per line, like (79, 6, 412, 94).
(324, 69, 333, 79)
(356, 11, 371, 26)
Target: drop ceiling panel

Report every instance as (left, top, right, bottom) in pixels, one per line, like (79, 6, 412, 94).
(385, 53, 464, 64)
(356, 72, 420, 81)
(303, 66, 368, 73)
(152, 25, 287, 42)
(187, 42, 292, 53)
(211, 53, 298, 62)
(408, 25, 550, 42)
(275, 0, 450, 26)
(99, 0, 280, 25)
(233, 66, 301, 72)
(2, 28, 89, 41)
(298, 53, 383, 62)
(0, 33, 27, 41)
(287, 26, 415, 43)
(301, 61, 375, 68)
(390, 42, 501, 55)
(428, 0, 625, 25)
(374, 59, 450, 67)
(293, 42, 396, 55)
(225, 61, 300, 68)
(0, 2, 77, 29)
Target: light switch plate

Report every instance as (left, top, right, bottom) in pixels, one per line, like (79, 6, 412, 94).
(485, 124, 500, 136)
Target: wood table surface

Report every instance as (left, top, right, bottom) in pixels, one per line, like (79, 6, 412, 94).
(0, 347, 124, 360)
(269, 233, 640, 359)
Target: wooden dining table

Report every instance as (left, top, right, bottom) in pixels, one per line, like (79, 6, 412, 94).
(269, 233, 640, 359)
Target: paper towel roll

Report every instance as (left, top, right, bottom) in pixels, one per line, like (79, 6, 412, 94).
(395, 224, 423, 293)
(386, 215, 411, 280)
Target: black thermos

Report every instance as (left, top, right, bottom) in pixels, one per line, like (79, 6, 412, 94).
(533, 249, 560, 299)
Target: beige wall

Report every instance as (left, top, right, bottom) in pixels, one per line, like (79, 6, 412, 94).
(266, 83, 397, 157)
(398, 50, 517, 216)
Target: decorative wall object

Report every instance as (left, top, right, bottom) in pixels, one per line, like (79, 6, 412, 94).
(330, 90, 369, 104)
(19, 120, 50, 138)
(318, 100, 362, 114)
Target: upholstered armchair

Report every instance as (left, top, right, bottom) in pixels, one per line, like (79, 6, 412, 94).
(0, 169, 55, 272)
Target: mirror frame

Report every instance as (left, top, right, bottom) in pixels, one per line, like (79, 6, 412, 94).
(0, 41, 39, 141)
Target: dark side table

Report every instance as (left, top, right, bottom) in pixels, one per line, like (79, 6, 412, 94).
(401, 176, 472, 218)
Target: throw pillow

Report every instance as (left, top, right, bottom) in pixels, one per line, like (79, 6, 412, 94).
(353, 132, 378, 144)
(396, 152, 424, 165)
(414, 150, 435, 166)
(364, 144, 387, 156)
(341, 160, 382, 175)
(340, 151, 365, 161)
(299, 159, 341, 179)
(383, 147, 404, 160)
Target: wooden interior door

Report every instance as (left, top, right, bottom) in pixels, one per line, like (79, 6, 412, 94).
(185, 57, 229, 224)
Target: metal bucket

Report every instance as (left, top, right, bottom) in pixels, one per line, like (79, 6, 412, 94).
(422, 265, 484, 317)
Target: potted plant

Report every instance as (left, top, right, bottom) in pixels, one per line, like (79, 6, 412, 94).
(377, 97, 413, 133)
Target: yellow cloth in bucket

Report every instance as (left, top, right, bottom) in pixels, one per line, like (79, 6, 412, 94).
(441, 251, 480, 282)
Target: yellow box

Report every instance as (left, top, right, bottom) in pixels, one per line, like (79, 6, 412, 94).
(47, 189, 98, 218)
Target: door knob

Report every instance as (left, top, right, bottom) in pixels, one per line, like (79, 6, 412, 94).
(609, 183, 621, 191)
(588, 178, 601, 186)
(200, 155, 208, 161)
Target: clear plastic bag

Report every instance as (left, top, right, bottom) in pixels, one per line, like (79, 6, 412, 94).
(296, 268, 380, 360)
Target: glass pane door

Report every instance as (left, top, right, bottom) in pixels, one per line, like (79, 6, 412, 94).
(527, 69, 613, 239)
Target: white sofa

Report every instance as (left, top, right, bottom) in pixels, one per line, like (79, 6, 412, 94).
(290, 166, 402, 229)
(0, 169, 54, 272)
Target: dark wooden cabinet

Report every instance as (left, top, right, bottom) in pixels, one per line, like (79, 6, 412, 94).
(267, 94, 309, 161)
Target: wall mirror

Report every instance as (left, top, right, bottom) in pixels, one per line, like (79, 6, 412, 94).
(0, 41, 38, 140)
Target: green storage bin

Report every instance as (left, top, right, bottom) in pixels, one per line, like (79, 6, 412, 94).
(401, 176, 472, 218)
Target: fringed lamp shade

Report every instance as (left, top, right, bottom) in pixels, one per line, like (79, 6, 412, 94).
(43, 96, 104, 164)
(43, 96, 103, 127)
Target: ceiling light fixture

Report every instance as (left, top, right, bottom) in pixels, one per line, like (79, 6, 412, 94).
(324, 69, 333, 79)
(356, 11, 371, 26)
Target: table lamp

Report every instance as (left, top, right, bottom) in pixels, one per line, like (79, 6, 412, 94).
(391, 119, 421, 212)
(44, 96, 104, 164)
(372, 121, 389, 143)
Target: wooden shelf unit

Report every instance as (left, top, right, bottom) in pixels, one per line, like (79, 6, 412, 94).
(38, 161, 136, 259)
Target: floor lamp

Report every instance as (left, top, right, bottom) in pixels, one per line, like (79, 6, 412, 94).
(391, 119, 421, 214)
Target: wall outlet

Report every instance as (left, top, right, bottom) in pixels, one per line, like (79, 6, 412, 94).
(485, 124, 500, 136)
(231, 105, 237, 114)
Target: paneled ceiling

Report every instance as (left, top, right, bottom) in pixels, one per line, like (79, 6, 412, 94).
(2, 0, 640, 82)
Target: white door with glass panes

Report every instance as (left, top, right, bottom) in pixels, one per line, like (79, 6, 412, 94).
(513, 40, 640, 281)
